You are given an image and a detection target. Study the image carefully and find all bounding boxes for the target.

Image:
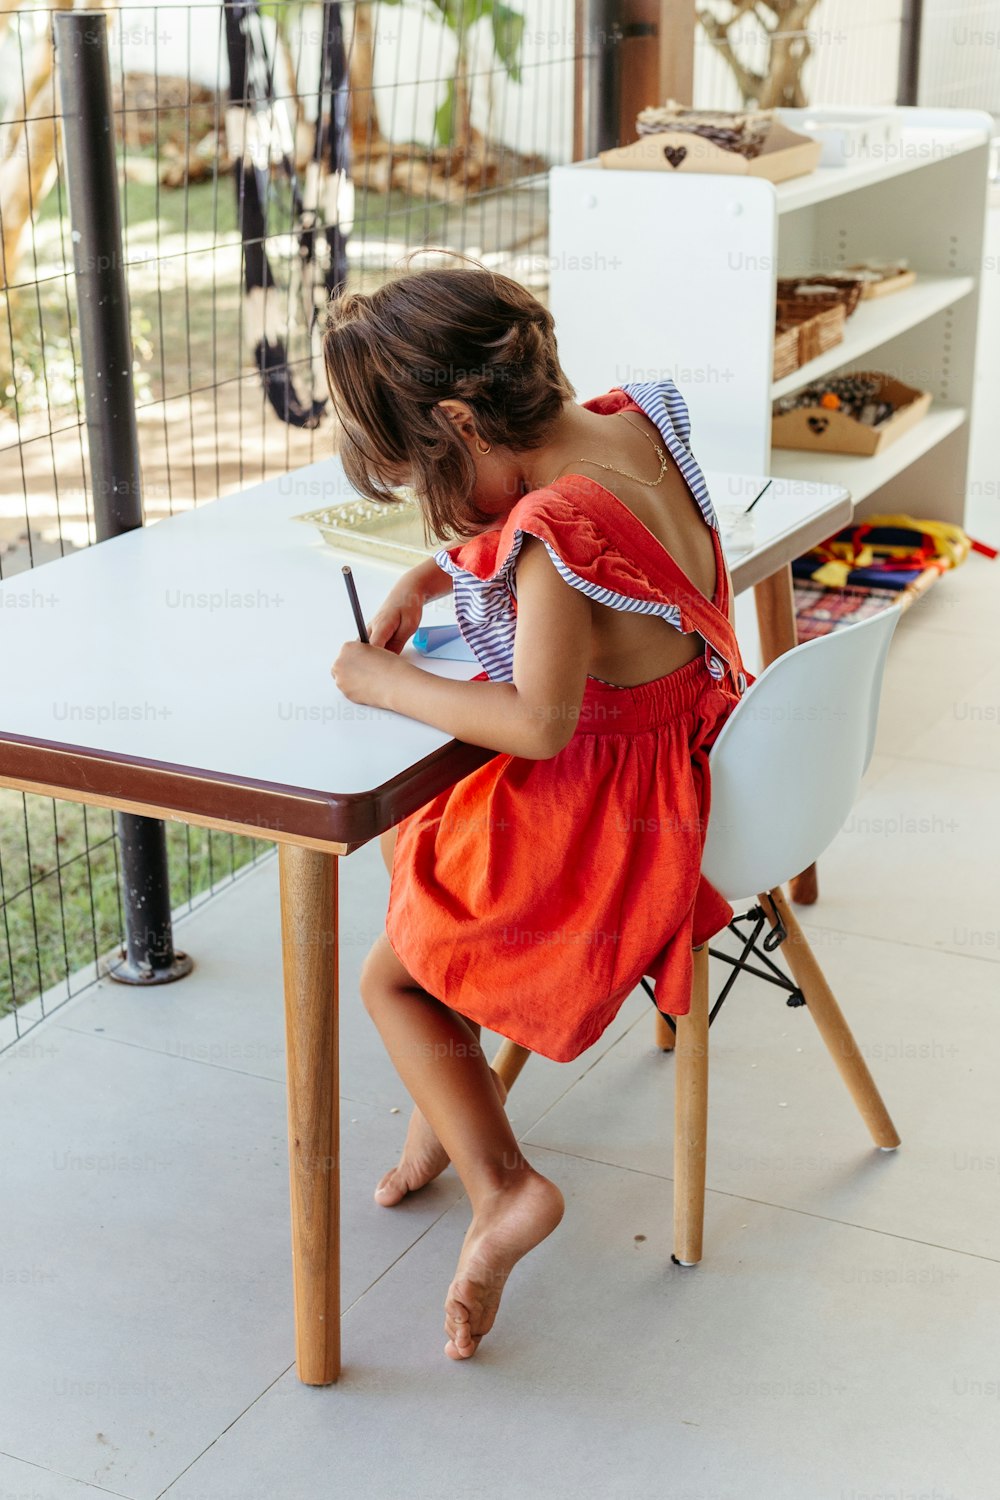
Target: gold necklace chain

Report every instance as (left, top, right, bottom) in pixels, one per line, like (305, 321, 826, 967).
(547, 414, 669, 488)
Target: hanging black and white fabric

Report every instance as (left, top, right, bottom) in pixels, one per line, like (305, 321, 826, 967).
(223, 0, 351, 429)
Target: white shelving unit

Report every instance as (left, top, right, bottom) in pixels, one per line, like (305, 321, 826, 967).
(549, 107, 993, 529)
(769, 273, 975, 400)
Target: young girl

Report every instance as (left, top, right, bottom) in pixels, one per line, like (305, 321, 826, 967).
(324, 265, 748, 1363)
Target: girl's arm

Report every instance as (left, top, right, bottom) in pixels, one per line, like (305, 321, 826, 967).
(367, 553, 454, 653)
(332, 536, 591, 760)
(397, 552, 455, 604)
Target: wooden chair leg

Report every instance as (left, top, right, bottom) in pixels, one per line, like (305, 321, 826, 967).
(673, 943, 710, 1266)
(491, 1037, 532, 1091)
(760, 887, 901, 1150)
(754, 566, 818, 906)
(788, 865, 819, 906)
(654, 1010, 676, 1051)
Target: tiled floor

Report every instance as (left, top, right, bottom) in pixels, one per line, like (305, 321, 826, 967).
(2, 209, 999, 1500)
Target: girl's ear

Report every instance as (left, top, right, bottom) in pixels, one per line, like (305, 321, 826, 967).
(435, 398, 478, 442)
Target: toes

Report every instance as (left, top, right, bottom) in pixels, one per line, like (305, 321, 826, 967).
(444, 1300, 480, 1360)
(444, 1279, 496, 1361)
(445, 1333, 480, 1360)
(444, 1290, 475, 1340)
(373, 1169, 407, 1206)
(374, 1150, 448, 1207)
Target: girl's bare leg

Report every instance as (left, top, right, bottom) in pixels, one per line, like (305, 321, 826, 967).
(378, 826, 398, 873)
(376, 826, 508, 1206)
(375, 1029, 510, 1205)
(361, 934, 564, 1360)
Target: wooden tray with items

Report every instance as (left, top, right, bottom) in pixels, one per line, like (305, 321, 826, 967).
(772, 373, 932, 455)
(600, 101, 821, 183)
(820, 261, 917, 300)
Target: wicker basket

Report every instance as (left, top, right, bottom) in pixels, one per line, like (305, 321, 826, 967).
(772, 302, 846, 380)
(776, 275, 864, 318)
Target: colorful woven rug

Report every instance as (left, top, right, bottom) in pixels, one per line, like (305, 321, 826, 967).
(793, 581, 902, 642)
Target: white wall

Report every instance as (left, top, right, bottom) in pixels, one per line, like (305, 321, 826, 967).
(918, 0, 1000, 114)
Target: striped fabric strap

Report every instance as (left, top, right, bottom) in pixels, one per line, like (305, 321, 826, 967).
(617, 380, 719, 532)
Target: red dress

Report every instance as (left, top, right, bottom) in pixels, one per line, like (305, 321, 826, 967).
(385, 385, 750, 1063)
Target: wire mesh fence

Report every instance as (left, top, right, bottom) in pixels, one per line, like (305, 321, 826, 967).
(0, 0, 578, 1045)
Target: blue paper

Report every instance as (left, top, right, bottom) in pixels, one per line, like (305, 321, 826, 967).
(413, 625, 477, 661)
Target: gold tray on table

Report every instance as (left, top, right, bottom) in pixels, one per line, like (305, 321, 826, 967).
(293, 494, 435, 567)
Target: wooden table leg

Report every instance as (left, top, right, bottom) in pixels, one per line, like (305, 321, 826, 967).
(673, 943, 710, 1266)
(752, 564, 818, 906)
(278, 842, 340, 1385)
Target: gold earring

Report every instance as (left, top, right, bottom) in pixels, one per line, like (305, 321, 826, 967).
(475, 437, 492, 455)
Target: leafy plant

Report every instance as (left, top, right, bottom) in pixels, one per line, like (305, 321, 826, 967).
(379, 0, 525, 151)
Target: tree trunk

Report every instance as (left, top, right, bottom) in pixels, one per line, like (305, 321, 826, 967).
(347, 3, 383, 154)
(0, 13, 65, 289)
(759, 31, 810, 107)
(0, 0, 124, 290)
(759, 0, 820, 107)
(453, 46, 473, 154)
(696, 0, 821, 109)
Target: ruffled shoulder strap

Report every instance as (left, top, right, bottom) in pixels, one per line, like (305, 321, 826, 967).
(437, 477, 746, 696)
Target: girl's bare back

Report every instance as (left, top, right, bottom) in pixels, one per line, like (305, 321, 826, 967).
(559, 409, 724, 688)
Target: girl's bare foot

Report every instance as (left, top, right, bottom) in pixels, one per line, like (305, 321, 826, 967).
(444, 1168, 564, 1360)
(374, 1068, 509, 1206)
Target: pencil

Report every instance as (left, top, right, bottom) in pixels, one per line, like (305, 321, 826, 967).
(743, 478, 773, 515)
(341, 564, 369, 643)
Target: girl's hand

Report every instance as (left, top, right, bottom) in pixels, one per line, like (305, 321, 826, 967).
(331, 640, 406, 709)
(367, 585, 425, 653)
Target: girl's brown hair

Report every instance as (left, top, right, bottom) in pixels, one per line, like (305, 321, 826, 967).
(321, 262, 574, 540)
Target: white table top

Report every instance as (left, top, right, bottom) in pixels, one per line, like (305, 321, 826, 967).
(0, 456, 849, 848)
(707, 469, 852, 592)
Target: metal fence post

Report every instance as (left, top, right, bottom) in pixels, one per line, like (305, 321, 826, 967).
(53, 10, 192, 985)
(575, 0, 624, 159)
(897, 0, 924, 105)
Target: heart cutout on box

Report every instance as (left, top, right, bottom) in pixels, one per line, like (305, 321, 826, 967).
(663, 145, 688, 169)
(807, 415, 830, 434)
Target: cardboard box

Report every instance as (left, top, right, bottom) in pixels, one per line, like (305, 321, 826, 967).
(771, 374, 932, 456)
(599, 118, 821, 184)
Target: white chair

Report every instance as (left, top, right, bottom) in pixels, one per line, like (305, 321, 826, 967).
(491, 605, 902, 1266)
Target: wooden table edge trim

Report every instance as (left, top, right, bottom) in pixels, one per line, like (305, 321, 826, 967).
(0, 733, 496, 849)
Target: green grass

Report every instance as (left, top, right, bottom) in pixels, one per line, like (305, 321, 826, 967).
(0, 789, 269, 1019)
(36, 160, 459, 250)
